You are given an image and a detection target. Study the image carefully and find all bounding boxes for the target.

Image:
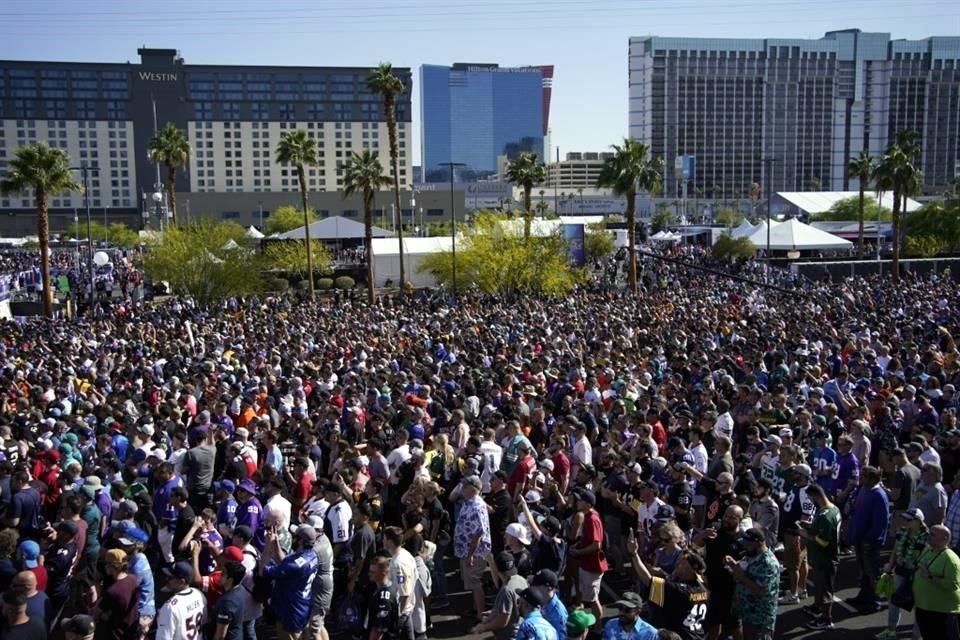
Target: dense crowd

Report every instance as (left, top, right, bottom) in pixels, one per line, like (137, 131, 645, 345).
(0, 248, 959, 640)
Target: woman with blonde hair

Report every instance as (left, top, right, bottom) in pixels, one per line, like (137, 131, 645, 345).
(426, 433, 456, 488)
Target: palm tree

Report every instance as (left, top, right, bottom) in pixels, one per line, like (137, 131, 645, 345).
(874, 130, 922, 282)
(275, 130, 319, 297)
(505, 152, 547, 240)
(847, 150, 875, 251)
(343, 151, 391, 303)
(148, 123, 191, 227)
(596, 138, 663, 294)
(368, 62, 407, 287)
(0, 144, 80, 317)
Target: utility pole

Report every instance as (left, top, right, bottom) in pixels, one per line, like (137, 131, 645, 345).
(71, 165, 100, 307)
(763, 157, 776, 283)
(439, 162, 465, 296)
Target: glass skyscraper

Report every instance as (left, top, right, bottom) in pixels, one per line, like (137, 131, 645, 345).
(420, 63, 553, 183)
(629, 30, 960, 197)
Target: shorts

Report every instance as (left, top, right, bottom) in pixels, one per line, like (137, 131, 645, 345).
(706, 589, 738, 627)
(579, 568, 603, 603)
(783, 536, 807, 571)
(460, 555, 488, 591)
(810, 564, 836, 602)
(274, 621, 303, 640)
(306, 574, 335, 637)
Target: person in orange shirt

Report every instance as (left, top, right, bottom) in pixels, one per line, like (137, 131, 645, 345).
(235, 398, 256, 431)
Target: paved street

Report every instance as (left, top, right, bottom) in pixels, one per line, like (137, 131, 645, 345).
(426, 551, 902, 640)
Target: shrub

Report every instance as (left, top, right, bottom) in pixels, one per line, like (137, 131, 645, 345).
(334, 276, 356, 290)
(317, 278, 335, 290)
(270, 278, 290, 292)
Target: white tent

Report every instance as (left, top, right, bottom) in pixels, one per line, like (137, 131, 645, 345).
(371, 236, 453, 287)
(221, 239, 241, 251)
(276, 216, 392, 241)
(746, 217, 853, 251)
(730, 220, 758, 238)
(778, 191, 922, 215)
(245, 226, 264, 239)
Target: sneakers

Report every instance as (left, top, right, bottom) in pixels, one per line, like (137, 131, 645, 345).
(798, 590, 808, 599)
(806, 619, 834, 630)
(779, 593, 800, 604)
(801, 604, 822, 617)
(875, 630, 898, 640)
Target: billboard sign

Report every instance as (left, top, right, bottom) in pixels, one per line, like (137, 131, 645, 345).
(564, 224, 586, 267)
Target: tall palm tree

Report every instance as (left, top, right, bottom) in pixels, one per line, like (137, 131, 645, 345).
(0, 144, 80, 317)
(874, 130, 922, 282)
(368, 62, 408, 287)
(275, 130, 319, 297)
(596, 138, 663, 294)
(847, 150, 875, 251)
(148, 123, 191, 227)
(343, 151, 391, 303)
(505, 152, 547, 240)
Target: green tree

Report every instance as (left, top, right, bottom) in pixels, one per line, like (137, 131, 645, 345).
(505, 152, 547, 240)
(275, 130, 319, 297)
(265, 205, 318, 236)
(596, 138, 663, 293)
(0, 144, 80, 317)
(651, 206, 673, 233)
(148, 123, 191, 227)
(418, 211, 585, 296)
(904, 235, 946, 258)
(368, 62, 408, 287)
(874, 130, 922, 281)
(64, 220, 139, 248)
(714, 208, 745, 229)
(584, 222, 615, 262)
(905, 199, 960, 252)
(847, 150, 876, 251)
(813, 196, 891, 222)
(141, 220, 262, 306)
(712, 235, 757, 261)
(261, 240, 331, 277)
(342, 150, 392, 303)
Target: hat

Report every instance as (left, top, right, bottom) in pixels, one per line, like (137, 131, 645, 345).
(531, 569, 559, 589)
(460, 475, 482, 491)
(518, 587, 548, 608)
(613, 591, 644, 610)
(117, 499, 138, 514)
(214, 479, 236, 494)
(538, 458, 555, 472)
(235, 427, 249, 439)
(765, 434, 782, 447)
(793, 464, 812, 478)
(83, 475, 103, 490)
(627, 462, 643, 475)
(905, 384, 917, 394)
(114, 524, 149, 545)
(163, 561, 194, 582)
(567, 609, 597, 636)
(57, 520, 79, 537)
(506, 522, 533, 546)
(901, 507, 925, 523)
(778, 427, 794, 438)
(738, 528, 766, 544)
(572, 487, 596, 506)
(104, 548, 127, 566)
(524, 490, 542, 504)
(18, 540, 40, 568)
(222, 546, 244, 562)
(293, 524, 319, 543)
(80, 485, 97, 501)
(906, 442, 924, 454)
(237, 479, 257, 495)
(655, 504, 675, 522)
(60, 614, 95, 636)
(233, 525, 255, 541)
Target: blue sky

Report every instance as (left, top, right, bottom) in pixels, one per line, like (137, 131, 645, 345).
(1, 0, 956, 164)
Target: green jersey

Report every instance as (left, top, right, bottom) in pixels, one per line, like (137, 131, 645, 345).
(807, 504, 841, 570)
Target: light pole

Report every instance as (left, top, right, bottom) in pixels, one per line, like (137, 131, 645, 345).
(71, 165, 99, 306)
(439, 162, 466, 296)
(152, 191, 164, 233)
(762, 157, 776, 282)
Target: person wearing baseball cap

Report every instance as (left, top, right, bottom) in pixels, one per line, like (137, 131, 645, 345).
(98, 549, 141, 640)
(566, 609, 596, 640)
(530, 569, 566, 640)
(603, 591, 658, 640)
(234, 479, 264, 549)
(570, 486, 606, 628)
(157, 561, 207, 640)
(61, 613, 96, 640)
(725, 527, 779, 638)
(514, 587, 558, 640)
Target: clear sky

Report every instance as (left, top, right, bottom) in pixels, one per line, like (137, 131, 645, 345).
(1, 0, 956, 165)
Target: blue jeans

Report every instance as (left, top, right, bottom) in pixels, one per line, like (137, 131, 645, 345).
(430, 551, 449, 605)
(886, 573, 920, 632)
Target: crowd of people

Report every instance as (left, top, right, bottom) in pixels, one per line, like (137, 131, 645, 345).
(0, 246, 959, 640)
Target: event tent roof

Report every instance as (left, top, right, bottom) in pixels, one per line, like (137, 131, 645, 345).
(245, 226, 264, 239)
(777, 191, 921, 214)
(275, 216, 392, 240)
(371, 236, 453, 256)
(746, 217, 852, 251)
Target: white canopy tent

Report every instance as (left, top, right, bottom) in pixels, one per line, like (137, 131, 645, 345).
(778, 191, 922, 215)
(275, 216, 392, 241)
(245, 226, 264, 239)
(650, 230, 682, 242)
(746, 217, 853, 251)
(730, 220, 759, 238)
(371, 236, 453, 287)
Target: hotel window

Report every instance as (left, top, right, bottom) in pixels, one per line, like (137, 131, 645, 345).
(106, 100, 126, 120)
(14, 100, 34, 118)
(223, 103, 241, 120)
(193, 102, 213, 120)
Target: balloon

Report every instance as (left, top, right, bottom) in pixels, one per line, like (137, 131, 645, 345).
(93, 251, 110, 267)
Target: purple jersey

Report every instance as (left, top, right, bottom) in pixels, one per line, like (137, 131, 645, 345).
(834, 452, 860, 495)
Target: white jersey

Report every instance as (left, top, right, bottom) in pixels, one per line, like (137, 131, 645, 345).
(156, 587, 207, 640)
(479, 441, 503, 494)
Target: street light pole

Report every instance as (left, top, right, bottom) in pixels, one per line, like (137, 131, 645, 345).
(762, 157, 775, 283)
(439, 162, 466, 296)
(71, 165, 100, 307)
